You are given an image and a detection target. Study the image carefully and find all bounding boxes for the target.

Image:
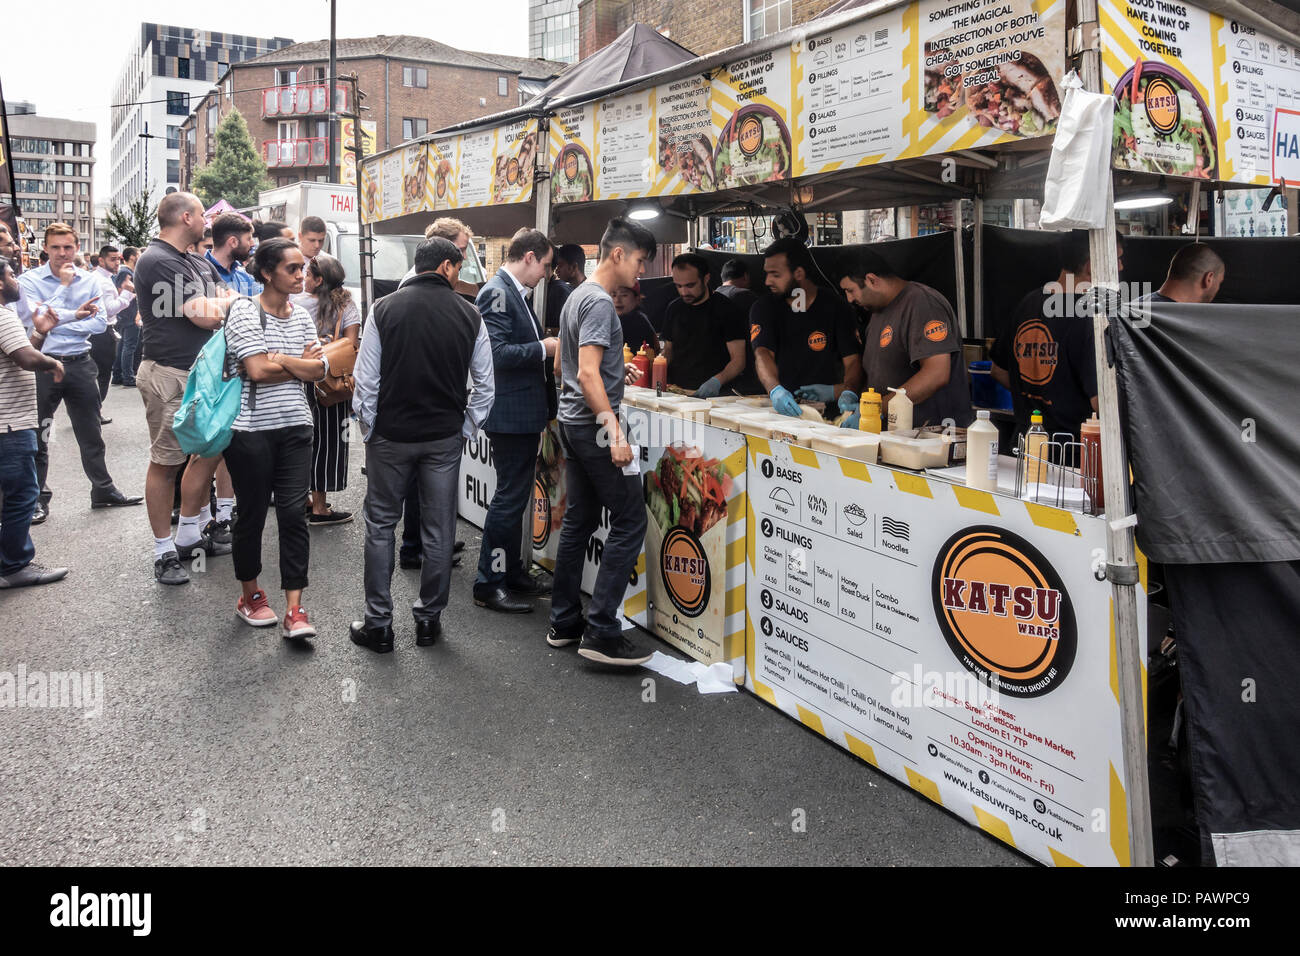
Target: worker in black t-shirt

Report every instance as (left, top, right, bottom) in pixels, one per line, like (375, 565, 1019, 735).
(660, 253, 747, 397)
(992, 230, 1099, 441)
(750, 238, 861, 417)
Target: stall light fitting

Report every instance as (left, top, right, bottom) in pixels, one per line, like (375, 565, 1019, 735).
(1114, 195, 1173, 210)
(627, 201, 661, 221)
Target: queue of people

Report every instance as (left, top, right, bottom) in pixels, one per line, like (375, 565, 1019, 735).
(0, 203, 1227, 683)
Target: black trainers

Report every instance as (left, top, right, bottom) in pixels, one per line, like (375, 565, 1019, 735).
(577, 631, 652, 666)
(546, 618, 585, 648)
(176, 531, 232, 560)
(204, 518, 232, 547)
(154, 551, 190, 585)
(308, 509, 352, 526)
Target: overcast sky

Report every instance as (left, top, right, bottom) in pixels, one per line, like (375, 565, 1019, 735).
(5, 0, 531, 203)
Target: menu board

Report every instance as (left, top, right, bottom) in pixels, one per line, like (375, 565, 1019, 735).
(380, 152, 402, 220)
(360, 160, 379, 223)
(1216, 17, 1300, 184)
(458, 130, 494, 208)
(653, 76, 718, 194)
(493, 118, 538, 205)
(596, 89, 655, 200)
(429, 137, 459, 210)
(549, 104, 595, 205)
(746, 440, 1140, 867)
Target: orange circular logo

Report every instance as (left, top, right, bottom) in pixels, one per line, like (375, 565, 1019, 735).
(564, 151, 579, 181)
(932, 527, 1076, 698)
(738, 115, 764, 157)
(1013, 320, 1058, 388)
(532, 479, 552, 549)
(924, 319, 948, 342)
(661, 527, 710, 617)
(807, 330, 827, 352)
(1143, 77, 1181, 136)
(879, 324, 894, 348)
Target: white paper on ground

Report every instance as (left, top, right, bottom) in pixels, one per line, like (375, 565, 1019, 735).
(642, 651, 738, 694)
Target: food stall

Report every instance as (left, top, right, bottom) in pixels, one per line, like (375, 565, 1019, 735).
(358, 0, 1300, 867)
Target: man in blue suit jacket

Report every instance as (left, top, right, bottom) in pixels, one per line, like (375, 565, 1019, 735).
(473, 229, 560, 613)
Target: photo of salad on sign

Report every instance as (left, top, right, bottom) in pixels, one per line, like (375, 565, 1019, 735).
(715, 104, 792, 188)
(551, 143, 594, 204)
(1113, 60, 1216, 179)
(644, 443, 737, 662)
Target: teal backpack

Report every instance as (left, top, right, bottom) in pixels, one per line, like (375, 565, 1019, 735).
(172, 298, 264, 458)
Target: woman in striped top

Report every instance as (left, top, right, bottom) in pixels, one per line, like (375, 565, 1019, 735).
(222, 238, 329, 640)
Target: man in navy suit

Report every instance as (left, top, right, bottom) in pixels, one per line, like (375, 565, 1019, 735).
(473, 229, 560, 614)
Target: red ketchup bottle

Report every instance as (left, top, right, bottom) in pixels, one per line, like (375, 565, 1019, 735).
(633, 346, 652, 388)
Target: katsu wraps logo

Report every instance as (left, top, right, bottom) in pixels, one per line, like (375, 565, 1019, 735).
(931, 527, 1076, 698)
(661, 527, 710, 617)
(532, 480, 552, 548)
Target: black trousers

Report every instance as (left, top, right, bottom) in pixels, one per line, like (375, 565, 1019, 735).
(89, 330, 117, 402)
(35, 353, 114, 504)
(222, 426, 312, 591)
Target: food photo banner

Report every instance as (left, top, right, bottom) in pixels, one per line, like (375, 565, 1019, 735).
(363, 1, 1074, 224)
(1102, 0, 1300, 184)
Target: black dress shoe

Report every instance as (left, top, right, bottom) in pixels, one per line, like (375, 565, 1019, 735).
(30, 502, 49, 525)
(99, 415, 112, 425)
(415, 619, 441, 646)
(91, 489, 144, 508)
(473, 585, 533, 614)
(507, 572, 552, 595)
(350, 621, 394, 654)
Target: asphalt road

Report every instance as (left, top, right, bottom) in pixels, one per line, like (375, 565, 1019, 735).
(0, 386, 1027, 866)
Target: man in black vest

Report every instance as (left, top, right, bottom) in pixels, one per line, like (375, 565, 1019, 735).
(349, 238, 495, 653)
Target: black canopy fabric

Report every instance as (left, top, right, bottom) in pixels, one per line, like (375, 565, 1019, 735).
(1110, 302, 1300, 865)
(1109, 303, 1300, 564)
(528, 24, 697, 105)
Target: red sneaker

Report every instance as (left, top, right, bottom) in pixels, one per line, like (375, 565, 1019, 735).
(236, 590, 278, 627)
(282, 606, 317, 640)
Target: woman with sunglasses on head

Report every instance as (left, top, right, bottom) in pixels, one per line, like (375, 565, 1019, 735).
(222, 238, 328, 640)
(292, 253, 361, 525)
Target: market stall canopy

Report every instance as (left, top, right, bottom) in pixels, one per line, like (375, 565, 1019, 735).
(528, 24, 698, 106)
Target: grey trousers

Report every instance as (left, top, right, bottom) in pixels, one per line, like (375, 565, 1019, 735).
(363, 432, 462, 628)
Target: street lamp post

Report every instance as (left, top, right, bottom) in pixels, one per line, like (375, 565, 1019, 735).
(138, 122, 159, 207)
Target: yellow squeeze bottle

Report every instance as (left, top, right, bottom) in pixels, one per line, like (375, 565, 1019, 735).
(859, 388, 882, 434)
(622, 343, 634, 364)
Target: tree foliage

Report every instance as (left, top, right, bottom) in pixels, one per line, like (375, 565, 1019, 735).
(191, 108, 273, 209)
(104, 190, 157, 248)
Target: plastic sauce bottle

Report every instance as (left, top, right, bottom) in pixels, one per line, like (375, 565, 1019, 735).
(859, 388, 882, 434)
(966, 410, 1000, 492)
(622, 343, 633, 365)
(1081, 413, 1104, 512)
(652, 352, 668, 393)
(1023, 411, 1048, 487)
(886, 387, 912, 431)
(632, 346, 652, 388)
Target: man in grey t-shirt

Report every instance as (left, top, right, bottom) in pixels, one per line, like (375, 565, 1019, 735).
(548, 218, 657, 667)
(558, 281, 626, 426)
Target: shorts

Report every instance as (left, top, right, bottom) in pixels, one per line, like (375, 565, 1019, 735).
(137, 359, 190, 466)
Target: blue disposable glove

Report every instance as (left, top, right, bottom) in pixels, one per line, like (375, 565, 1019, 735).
(838, 389, 860, 414)
(770, 385, 802, 417)
(839, 412, 861, 429)
(694, 376, 723, 398)
(794, 383, 834, 403)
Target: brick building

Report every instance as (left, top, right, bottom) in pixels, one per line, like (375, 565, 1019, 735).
(577, 0, 843, 59)
(181, 36, 566, 190)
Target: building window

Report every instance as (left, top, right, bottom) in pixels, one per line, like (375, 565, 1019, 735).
(166, 125, 181, 149)
(166, 90, 189, 115)
(64, 200, 75, 214)
(178, 57, 190, 79)
(278, 120, 299, 141)
(167, 159, 180, 184)
(64, 181, 74, 194)
(499, 76, 509, 97)
(11, 137, 52, 154)
(746, 0, 791, 41)
(402, 117, 428, 140)
(403, 66, 428, 88)
(79, 182, 88, 195)
(207, 103, 218, 132)
(80, 201, 88, 215)
(275, 68, 298, 87)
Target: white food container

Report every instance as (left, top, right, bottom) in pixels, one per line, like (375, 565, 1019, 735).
(809, 431, 881, 463)
(879, 433, 948, 470)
